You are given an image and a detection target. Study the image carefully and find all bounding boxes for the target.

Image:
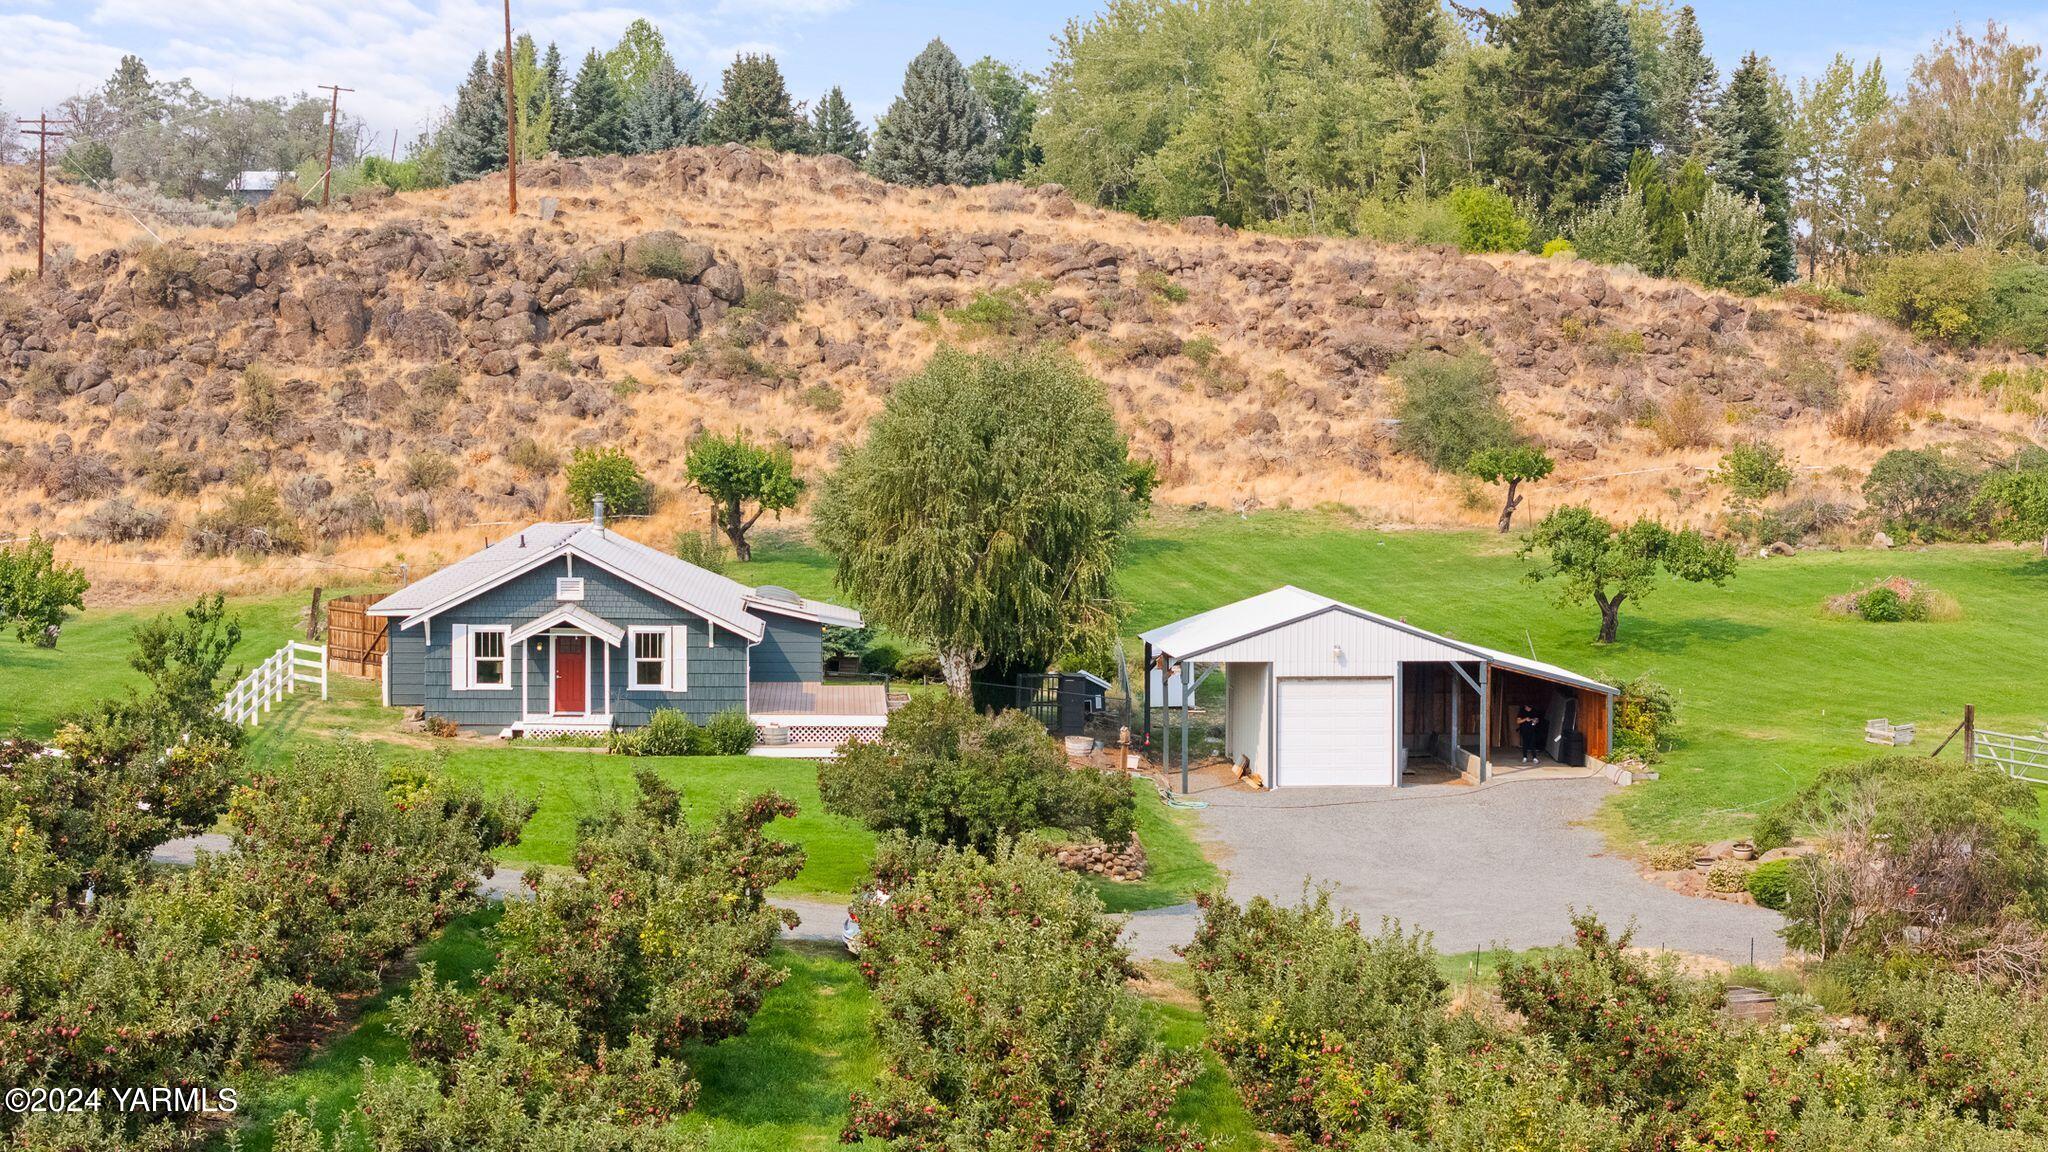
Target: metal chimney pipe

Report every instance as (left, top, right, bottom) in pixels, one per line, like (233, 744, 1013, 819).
(592, 491, 606, 530)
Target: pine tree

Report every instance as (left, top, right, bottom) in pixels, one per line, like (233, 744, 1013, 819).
(1378, 0, 1448, 77)
(541, 42, 568, 152)
(1713, 52, 1794, 283)
(1485, 0, 1646, 217)
(867, 38, 997, 186)
(624, 56, 707, 155)
(809, 87, 869, 162)
(561, 49, 625, 157)
(1646, 5, 1719, 158)
(444, 52, 507, 183)
(705, 54, 805, 150)
(966, 59, 1039, 181)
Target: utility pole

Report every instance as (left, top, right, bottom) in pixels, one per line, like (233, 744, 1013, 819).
(316, 84, 354, 207)
(502, 0, 519, 216)
(17, 115, 69, 278)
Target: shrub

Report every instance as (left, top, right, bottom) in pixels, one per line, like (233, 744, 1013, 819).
(1649, 385, 1718, 451)
(74, 497, 170, 544)
(1746, 858, 1794, 910)
(861, 640, 905, 675)
(1979, 365, 2046, 415)
(614, 707, 700, 756)
(505, 436, 559, 476)
(1862, 448, 1980, 539)
(1611, 674, 1678, 762)
(188, 485, 305, 556)
(1182, 888, 1457, 1142)
(565, 446, 651, 517)
(1447, 185, 1532, 253)
(1868, 249, 1997, 347)
(1351, 195, 1461, 246)
(1392, 348, 1514, 471)
(1542, 236, 1576, 257)
(894, 651, 941, 681)
(625, 234, 706, 282)
(820, 693, 1136, 852)
(1566, 189, 1658, 271)
(1752, 808, 1793, 854)
(1645, 842, 1697, 871)
(0, 533, 90, 648)
(697, 709, 759, 755)
(1986, 257, 2048, 353)
(1712, 441, 1794, 508)
(1706, 858, 1752, 893)
(800, 382, 843, 412)
(1843, 330, 1886, 374)
(1856, 584, 1909, 622)
(845, 840, 1197, 1151)
(1830, 394, 1902, 446)
(671, 528, 729, 574)
(1675, 185, 1770, 293)
(399, 449, 457, 492)
(1781, 347, 1843, 410)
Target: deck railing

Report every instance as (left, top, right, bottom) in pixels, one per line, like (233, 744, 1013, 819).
(220, 642, 328, 726)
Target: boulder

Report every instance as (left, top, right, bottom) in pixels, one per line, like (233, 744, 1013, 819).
(699, 263, 745, 303)
(382, 307, 461, 360)
(300, 279, 368, 350)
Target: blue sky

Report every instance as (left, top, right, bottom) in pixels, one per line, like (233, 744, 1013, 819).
(1, 1, 2043, 152)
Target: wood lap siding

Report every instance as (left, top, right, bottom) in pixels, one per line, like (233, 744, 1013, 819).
(386, 627, 426, 707)
(417, 557, 748, 730)
(751, 612, 823, 683)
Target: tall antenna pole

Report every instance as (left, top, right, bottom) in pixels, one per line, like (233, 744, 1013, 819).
(17, 115, 69, 278)
(316, 84, 355, 207)
(502, 0, 519, 216)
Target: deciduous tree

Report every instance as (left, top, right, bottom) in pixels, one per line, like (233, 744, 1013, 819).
(966, 58, 1038, 180)
(815, 347, 1145, 697)
(1467, 444, 1555, 532)
(1519, 505, 1737, 643)
(0, 533, 87, 648)
(682, 432, 804, 561)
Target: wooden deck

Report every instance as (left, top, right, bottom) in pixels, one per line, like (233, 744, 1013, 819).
(748, 681, 888, 717)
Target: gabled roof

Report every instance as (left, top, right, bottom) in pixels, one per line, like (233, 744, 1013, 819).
(746, 585, 864, 629)
(510, 604, 626, 647)
(368, 521, 863, 644)
(1140, 585, 1615, 696)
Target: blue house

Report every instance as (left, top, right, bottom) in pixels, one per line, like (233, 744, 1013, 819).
(367, 500, 880, 746)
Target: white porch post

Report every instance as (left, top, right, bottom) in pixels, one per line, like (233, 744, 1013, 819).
(603, 643, 612, 717)
(520, 641, 529, 719)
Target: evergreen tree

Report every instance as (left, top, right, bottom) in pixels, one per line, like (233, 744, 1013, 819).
(1713, 52, 1794, 282)
(966, 58, 1039, 181)
(809, 87, 869, 162)
(1378, 0, 1448, 77)
(624, 56, 707, 155)
(1485, 0, 1646, 217)
(1647, 5, 1719, 157)
(444, 51, 507, 183)
(867, 38, 997, 186)
(705, 53, 805, 150)
(561, 49, 625, 157)
(541, 42, 568, 152)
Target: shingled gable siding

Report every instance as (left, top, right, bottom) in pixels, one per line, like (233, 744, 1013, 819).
(417, 556, 748, 731)
(751, 610, 824, 683)
(385, 627, 425, 707)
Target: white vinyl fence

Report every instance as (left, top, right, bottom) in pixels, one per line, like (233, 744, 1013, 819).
(220, 642, 327, 726)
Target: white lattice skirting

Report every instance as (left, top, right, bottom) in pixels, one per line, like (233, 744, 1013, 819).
(756, 719, 887, 747)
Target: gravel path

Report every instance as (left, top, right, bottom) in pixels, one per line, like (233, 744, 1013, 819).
(1190, 774, 1785, 964)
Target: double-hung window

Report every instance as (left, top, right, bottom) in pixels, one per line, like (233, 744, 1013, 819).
(471, 628, 507, 686)
(632, 628, 669, 690)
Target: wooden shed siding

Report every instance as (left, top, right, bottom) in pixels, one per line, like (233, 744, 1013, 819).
(1225, 662, 1272, 778)
(418, 557, 747, 729)
(751, 612, 823, 683)
(386, 627, 425, 707)
(1194, 609, 1471, 675)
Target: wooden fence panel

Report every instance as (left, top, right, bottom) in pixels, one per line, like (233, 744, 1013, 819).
(326, 593, 389, 679)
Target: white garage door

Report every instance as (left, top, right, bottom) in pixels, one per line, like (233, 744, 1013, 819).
(1277, 678, 1393, 787)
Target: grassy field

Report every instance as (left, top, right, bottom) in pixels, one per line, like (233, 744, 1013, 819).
(752, 515, 2048, 843)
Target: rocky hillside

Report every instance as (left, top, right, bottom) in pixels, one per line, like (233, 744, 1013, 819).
(0, 145, 2034, 592)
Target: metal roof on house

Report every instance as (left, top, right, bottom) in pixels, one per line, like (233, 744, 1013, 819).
(1140, 585, 1615, 696)
(367, 521, 863, 643)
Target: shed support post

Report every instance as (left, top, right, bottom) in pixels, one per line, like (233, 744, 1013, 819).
(1180, 660, 1193, 794)
(1450, 672, 1460, 769)
(1477, 663, 1491, 784)
(1142, 642, 1153, 758)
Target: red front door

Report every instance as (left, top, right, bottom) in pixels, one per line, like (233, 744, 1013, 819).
(554, 637, 587, 714)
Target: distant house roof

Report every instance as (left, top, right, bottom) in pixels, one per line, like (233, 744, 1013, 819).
(367, 521, 862, 644)
(234, 170, 284, 192)
(1140, 585, 1615, 696)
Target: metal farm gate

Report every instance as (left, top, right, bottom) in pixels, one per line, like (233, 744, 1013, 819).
(1974, 728, 2048, 785)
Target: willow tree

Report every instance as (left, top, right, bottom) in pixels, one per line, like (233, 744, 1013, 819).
(814, 347, 1146, 697)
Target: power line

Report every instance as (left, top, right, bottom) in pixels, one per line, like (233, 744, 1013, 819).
(16, 114, 70, 277)
(316, 84, 356, 208)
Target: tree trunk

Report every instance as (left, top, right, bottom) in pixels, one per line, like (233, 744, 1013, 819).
(723, 496, 752, 561)
(1496, 480, 1523, 534)
(1596, 594, 1623, 645)
(937, 649, 977, 698)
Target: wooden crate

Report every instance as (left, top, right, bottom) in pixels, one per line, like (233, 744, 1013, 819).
(325, 593, 389, 679)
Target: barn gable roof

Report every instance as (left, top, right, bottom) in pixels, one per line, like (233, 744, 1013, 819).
(1140, 585, 1616, 696)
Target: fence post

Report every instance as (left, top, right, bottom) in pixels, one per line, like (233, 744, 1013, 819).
(1964, 704, 1976, 766)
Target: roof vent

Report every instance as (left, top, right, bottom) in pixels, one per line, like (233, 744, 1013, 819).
(755, 585, 802, 605)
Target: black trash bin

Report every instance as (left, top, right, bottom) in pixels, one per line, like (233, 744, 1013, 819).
(1558, 730, 1588, 767)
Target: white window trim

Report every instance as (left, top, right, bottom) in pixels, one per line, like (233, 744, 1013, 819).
(465, 625, 513, 691)
(629, 626, 671, 691)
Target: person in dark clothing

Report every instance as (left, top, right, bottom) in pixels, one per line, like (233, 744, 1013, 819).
(1516, 704, 1544, 765)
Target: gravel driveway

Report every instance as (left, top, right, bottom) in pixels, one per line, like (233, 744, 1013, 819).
(1190, 774, 1786, 965)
